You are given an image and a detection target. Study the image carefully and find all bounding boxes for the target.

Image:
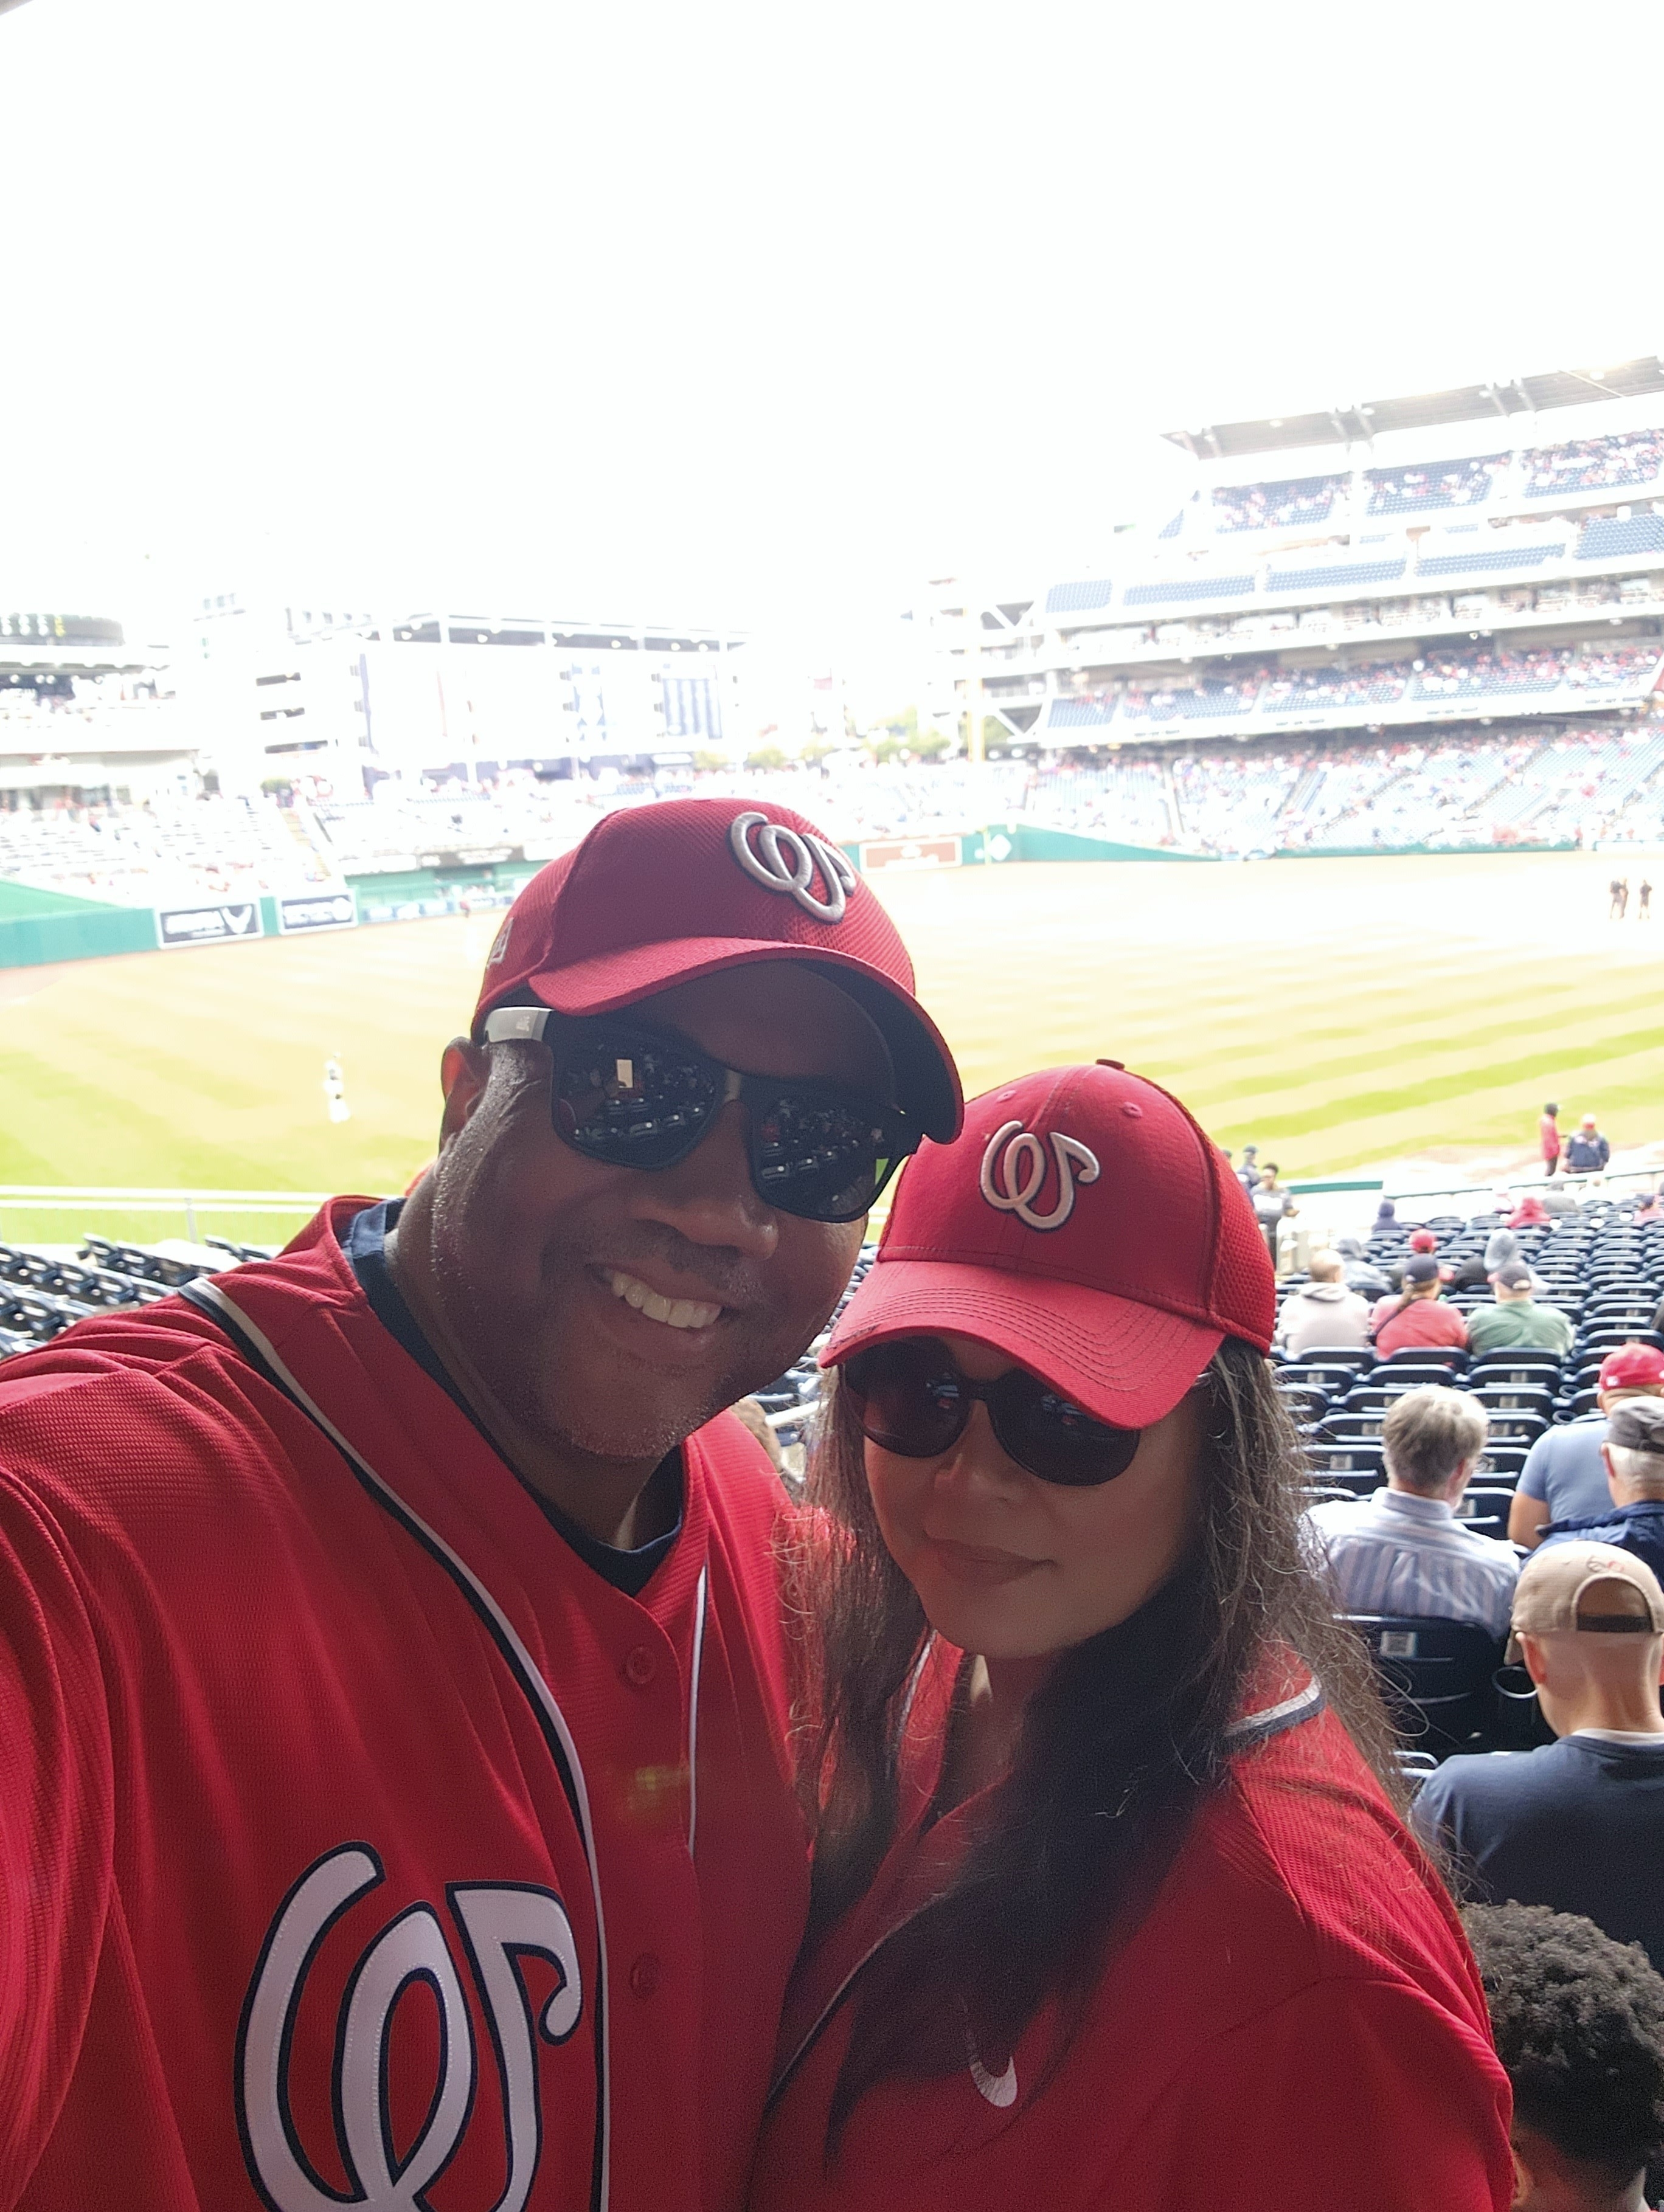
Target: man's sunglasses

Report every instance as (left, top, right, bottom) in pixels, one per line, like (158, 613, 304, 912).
(839, 1336, 1146, 1488)
(482, 1004, 920, 1224)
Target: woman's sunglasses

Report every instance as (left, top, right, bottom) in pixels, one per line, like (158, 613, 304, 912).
(839, 1336, 1145, 1488)
(481, 1004, 920, 1224)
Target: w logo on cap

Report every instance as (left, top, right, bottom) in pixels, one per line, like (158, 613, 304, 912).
(979, 1119, 1100, 1232)
(729, 810, 856, 923)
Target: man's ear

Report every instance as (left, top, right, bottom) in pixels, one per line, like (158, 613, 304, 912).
(1517, 1632, 1548, 1689)
(439, 1038, 490, 1144)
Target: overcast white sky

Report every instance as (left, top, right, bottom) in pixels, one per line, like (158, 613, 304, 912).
(2, 0, 1663, 693)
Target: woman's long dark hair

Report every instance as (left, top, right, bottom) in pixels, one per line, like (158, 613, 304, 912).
(790, 1334, 1404, 2146)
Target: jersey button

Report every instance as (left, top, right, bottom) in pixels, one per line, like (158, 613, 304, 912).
(629, 1952, 662, 1999)
(621, 1645, 657, 1688)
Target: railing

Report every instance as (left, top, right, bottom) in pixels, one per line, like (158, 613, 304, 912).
(0, 1185, 333, 1247)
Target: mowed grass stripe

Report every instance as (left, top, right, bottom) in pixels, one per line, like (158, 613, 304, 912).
(0, 854, 1657, 1192)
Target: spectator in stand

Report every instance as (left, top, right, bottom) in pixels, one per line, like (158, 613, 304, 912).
(1334, 1235, 1390, 1299)
(1567, 1115, 1612, 1175)
(1370, 1254, 1469, 1357)
(1510, 1346, 1664, 1549)
(1635, 1181, 1663, 1231)
(1252, 1164, 1295, 1266)
(1466, 1262, 1575, 1358)
(1409, 1228, 1440, 1257)
(1277, 1249, 1373, 1357)
(1371, 1197, 1398, 1235)
(1538, 1403, 1664, 1589)
(1539, 1102, 1561, 1178)
(1415, 1544, 1664, 1974)
(1509, 1192, 1551, 1229)
(1305, 1388, 1514, 1637)
(1463, 1902, 1664, 2212)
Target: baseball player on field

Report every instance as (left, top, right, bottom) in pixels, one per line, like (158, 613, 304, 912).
(0, 797, 961, 2212)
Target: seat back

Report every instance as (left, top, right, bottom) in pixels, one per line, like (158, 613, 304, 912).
(1305, 1442, 1385, 1481)
(1347, 1614, 1504, 1755)
(1468, 1350, 1564, 1384)
(1470, 1383, 1555, 1419)
(1452, 1485, 1516, 1542)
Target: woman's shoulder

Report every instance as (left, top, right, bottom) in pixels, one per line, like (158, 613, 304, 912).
(1196, 1692, 1479, 2010)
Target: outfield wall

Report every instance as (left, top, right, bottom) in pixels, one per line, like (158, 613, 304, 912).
(0, 834, 1600, 968)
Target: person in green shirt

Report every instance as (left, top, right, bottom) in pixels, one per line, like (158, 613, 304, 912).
(1465, 1260, 1575, 1357)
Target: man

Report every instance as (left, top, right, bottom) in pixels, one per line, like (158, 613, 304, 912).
(1370, 1252, 1469, 1357)
(1236, 1142, 1260, 1198)
(1640, 877, 1653, 921)
(1566, 1112, 1612, 1175)
(1414, 1544, 1664, 1973)
(1610, 876, 1625, 920)
(0, 797, 962, 2210)
(1251, 1162, 1294, 1266)
(1464, 1902, 1664, 2212)
(1510, 1343, 1664, 1549)
(1305, 1385, 1516, 1637)
(1277, 1247, 1372, 1357)
(1465, 1260, 1575, 1358)
(1537, 1402, 1664, 1588)
(1539, 1101, 1561, 1178)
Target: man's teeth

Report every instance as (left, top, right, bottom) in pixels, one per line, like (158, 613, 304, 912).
(605, 1270, 722, 1331)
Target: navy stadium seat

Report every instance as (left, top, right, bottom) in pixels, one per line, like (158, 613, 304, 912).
(1348, 1615, 1504, 1757)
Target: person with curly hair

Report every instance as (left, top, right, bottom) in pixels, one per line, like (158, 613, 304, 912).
(1463, 1901, 1664, 2211)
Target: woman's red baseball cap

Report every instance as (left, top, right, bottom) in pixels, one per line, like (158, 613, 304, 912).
(473, 796, 962, 1139)
(822, 1061, 1274, 1428)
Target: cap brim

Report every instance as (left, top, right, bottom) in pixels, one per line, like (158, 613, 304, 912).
(821, 1257, 1224, 1429)
(507, 936, 963, 1142)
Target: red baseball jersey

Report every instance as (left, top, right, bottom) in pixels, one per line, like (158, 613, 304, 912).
(750, 1643, 1513, 2212)
(0, 1200, 809, 2211)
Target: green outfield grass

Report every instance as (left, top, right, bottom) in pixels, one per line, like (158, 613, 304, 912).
(0, 851, 1657, 1231)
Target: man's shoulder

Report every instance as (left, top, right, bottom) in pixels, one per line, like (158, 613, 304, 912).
(1418, 1741, 1579, 1820)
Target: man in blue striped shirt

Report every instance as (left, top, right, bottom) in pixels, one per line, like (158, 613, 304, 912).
(1306, 1386, 1519, 1638)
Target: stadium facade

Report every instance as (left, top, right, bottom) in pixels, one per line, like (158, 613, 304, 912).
(921, 359, 1664, 844)
(0, 613, 184, 803)
(181, 597, 747, 795)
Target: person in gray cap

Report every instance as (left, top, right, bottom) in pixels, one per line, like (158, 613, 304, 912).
(1414, 1542, 1664, 1972)
(1465, 1260, 1574, 1358)
(1536, 1401, 1664, 1589)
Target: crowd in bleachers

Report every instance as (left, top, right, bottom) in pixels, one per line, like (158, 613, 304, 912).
(1211, 472, 1348, 534)
(1063, 637, 1663, 739)
(1367, 452, 1508, 516)
(1190, 429, 1664, 541)
(1525, 427, 1664, 498)
(0, 791, 336, 904)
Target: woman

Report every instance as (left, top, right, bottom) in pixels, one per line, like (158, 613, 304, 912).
(754, 1062, 1511, 2212)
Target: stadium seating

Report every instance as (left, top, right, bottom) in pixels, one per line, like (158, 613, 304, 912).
(1365, 454, 1507, 517)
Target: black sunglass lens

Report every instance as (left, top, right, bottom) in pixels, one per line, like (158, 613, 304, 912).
(553, 1032, 722, 1167)
(843, 1344, 968, 1457)
(993, 1376, 1143, 1487)
(753, 1094, 912, 1223)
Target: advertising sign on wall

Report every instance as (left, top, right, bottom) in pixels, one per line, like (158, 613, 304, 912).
(276, 890, 358, 934)
(155, 902, 264, 947)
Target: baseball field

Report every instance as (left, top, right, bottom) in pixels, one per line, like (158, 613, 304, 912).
(0, 849, 1657, 1245)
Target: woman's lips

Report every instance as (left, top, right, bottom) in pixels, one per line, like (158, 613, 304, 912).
(921, 1536, 1042, 1587)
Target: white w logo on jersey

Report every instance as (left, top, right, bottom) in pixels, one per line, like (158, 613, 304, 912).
(979, 1119, 1100, 1232)
(238, 1844, 581, 2211)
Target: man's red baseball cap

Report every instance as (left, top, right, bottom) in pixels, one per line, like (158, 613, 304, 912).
(1599, 1343, 1664, 1393)
(1409, 1228, 1439, 1253)
(473, 796, 962, 1139)
(822, 1061, 1274, 1428)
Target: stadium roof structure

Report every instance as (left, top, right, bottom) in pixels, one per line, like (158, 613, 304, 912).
(1165, 358, 1664, 462)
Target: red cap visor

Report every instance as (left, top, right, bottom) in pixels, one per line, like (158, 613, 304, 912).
(821, 1257, 1225, 1431)
(506, 934, 962, 1142)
